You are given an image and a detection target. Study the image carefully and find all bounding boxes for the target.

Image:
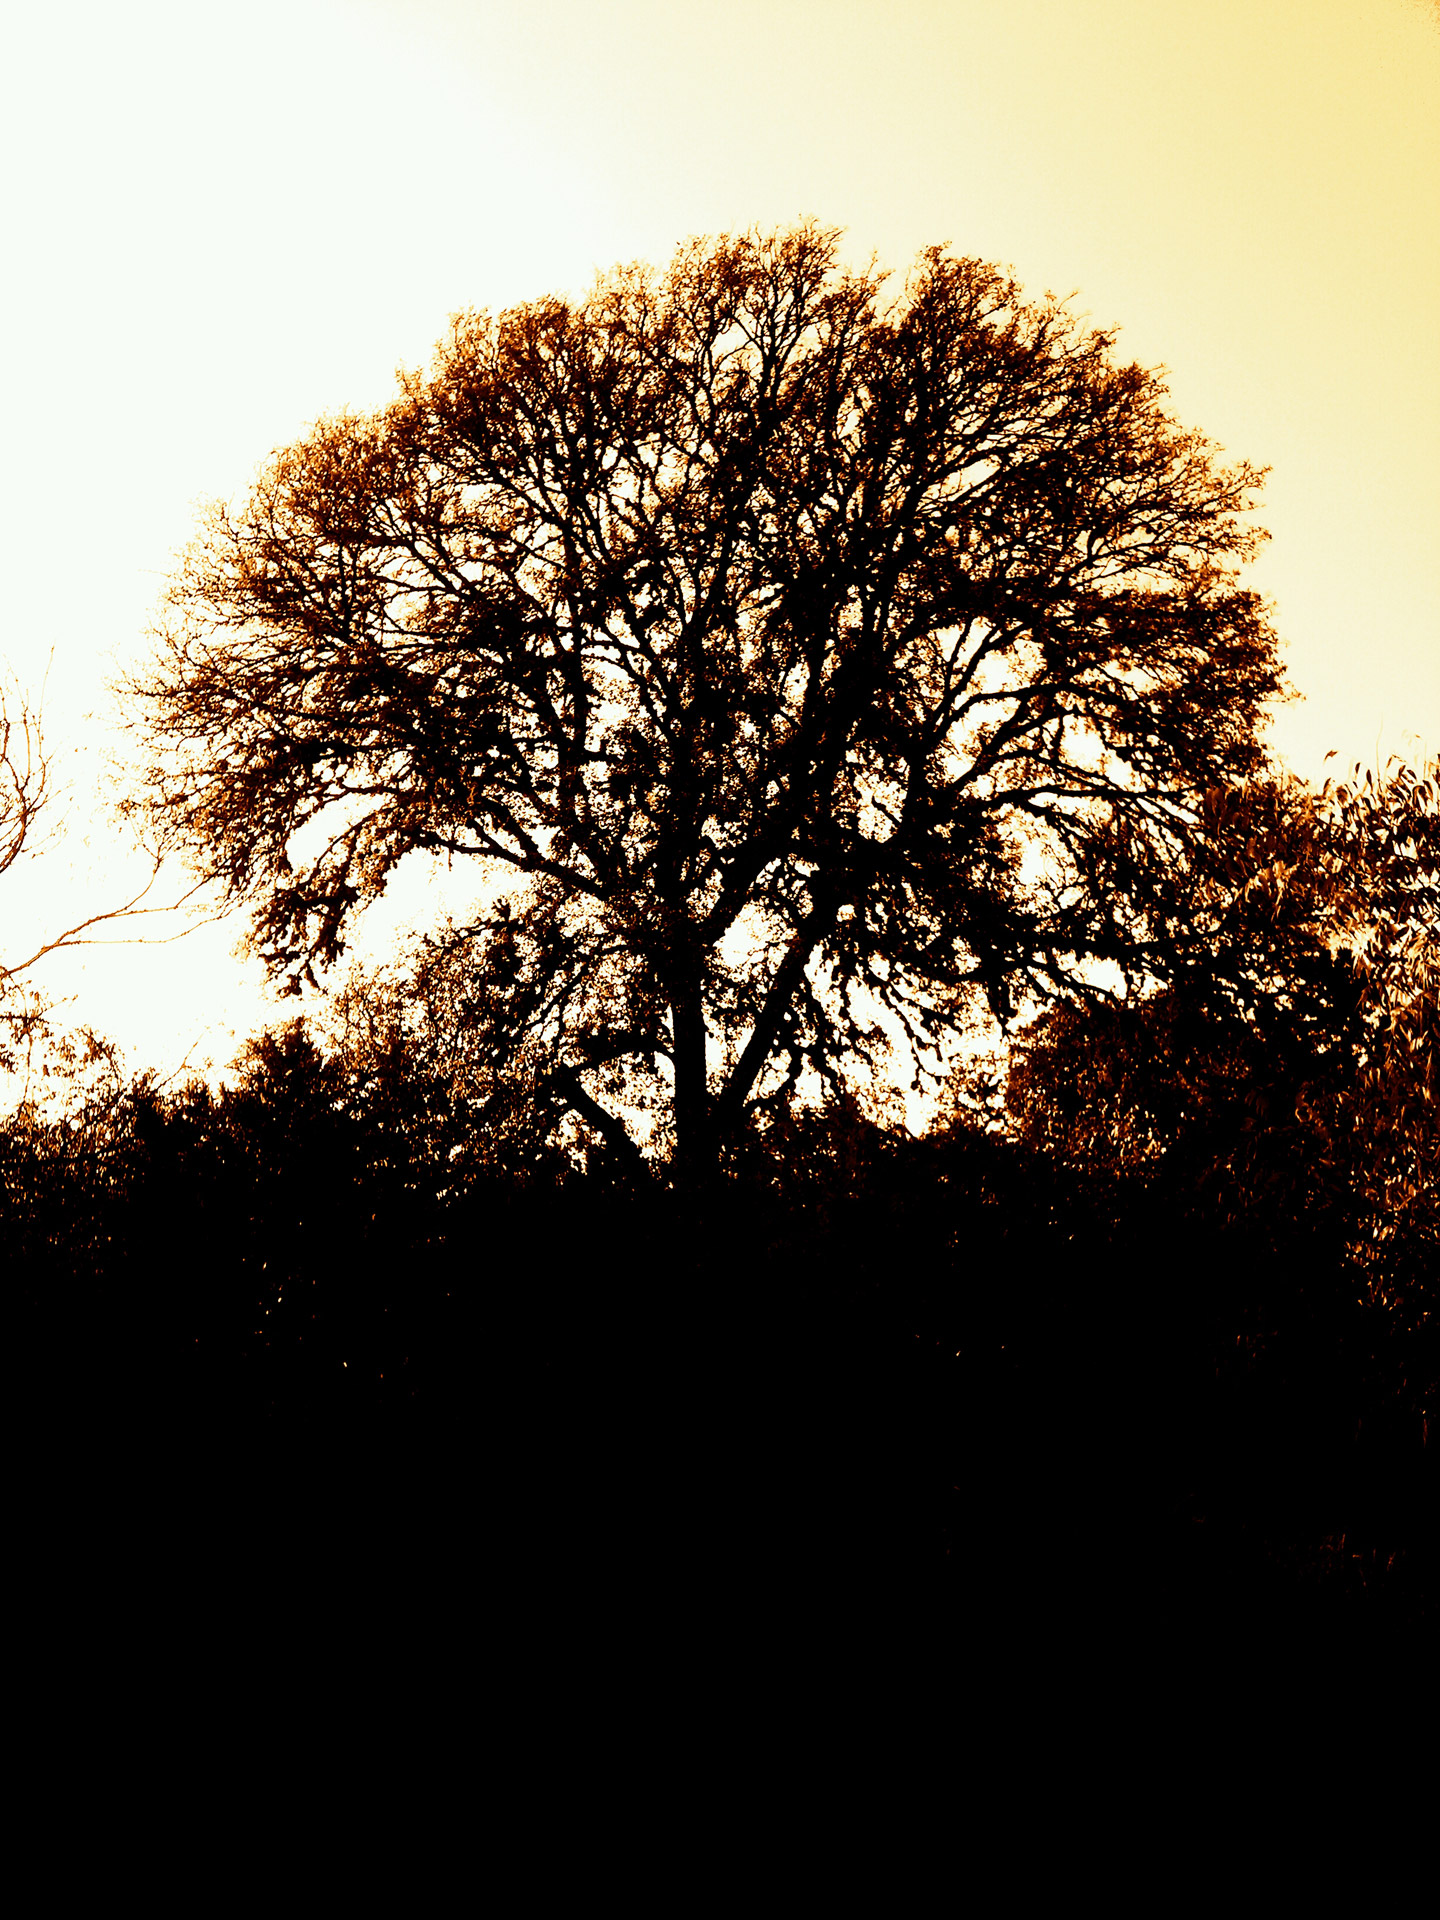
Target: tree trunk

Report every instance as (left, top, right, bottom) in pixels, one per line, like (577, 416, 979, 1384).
(670, 979, 712, 1193)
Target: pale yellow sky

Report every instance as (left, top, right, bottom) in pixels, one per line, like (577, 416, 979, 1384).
(3, 0, 1436, 1077)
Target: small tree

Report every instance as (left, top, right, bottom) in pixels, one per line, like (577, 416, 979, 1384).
(1, 679, 48, 888)
(2, 665, 206, 1107)
(1, 676, 53, 1082)
(128, 226, 1281, 1182)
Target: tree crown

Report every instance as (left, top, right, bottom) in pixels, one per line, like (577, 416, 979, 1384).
(128, 224, 1282, 1172)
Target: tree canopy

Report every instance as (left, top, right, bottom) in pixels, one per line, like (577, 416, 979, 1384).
(1004, 755, 1439, 1319)
(129, 225, 1282, 1178)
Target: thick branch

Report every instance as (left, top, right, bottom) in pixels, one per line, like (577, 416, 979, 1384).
(712, 890, 840, 1141)
(550, 1064, 650, 1177)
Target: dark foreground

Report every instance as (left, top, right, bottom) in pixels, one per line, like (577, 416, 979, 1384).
(9, 1046, 1432, 1669)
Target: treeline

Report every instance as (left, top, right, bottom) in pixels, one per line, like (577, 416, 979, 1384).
(7, 995, 1433, 1634)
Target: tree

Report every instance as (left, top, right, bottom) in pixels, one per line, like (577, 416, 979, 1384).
(1, 675, 54, 1080)
(991, 758, 1437, 1606)
(2, 665, 208, 1106)
(127, 225, 1281, 1183)
(1, 677, 48, 888)
(1003, 755, 1439, 1334)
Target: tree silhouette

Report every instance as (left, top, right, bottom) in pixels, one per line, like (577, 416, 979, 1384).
(129, 225, 1281, 1182)
(1, 676, 52, 1075)
(998, 752, 1438, 1586)
(1006, 757, 1439, 1301)
(2, 665, 206, 1090)
(1, 678, 48, 887)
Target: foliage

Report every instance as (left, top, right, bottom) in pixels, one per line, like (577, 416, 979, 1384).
(5, 1022, 469, 1454)
(316, 944, 581, 1184)
(1002, 755, 1438, 1406)
(128, 225, 1281, 1176)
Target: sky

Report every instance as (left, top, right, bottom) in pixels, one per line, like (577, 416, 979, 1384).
(2, 0, 1437, 1082)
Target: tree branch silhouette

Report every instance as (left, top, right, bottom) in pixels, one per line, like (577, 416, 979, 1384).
(2, 672, 229, 997)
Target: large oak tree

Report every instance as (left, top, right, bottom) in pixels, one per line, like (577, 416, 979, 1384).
(128, 226, 1282, 1180)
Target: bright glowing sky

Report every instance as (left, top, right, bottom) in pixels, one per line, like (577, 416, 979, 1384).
(3, 0, 1436, 1077)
